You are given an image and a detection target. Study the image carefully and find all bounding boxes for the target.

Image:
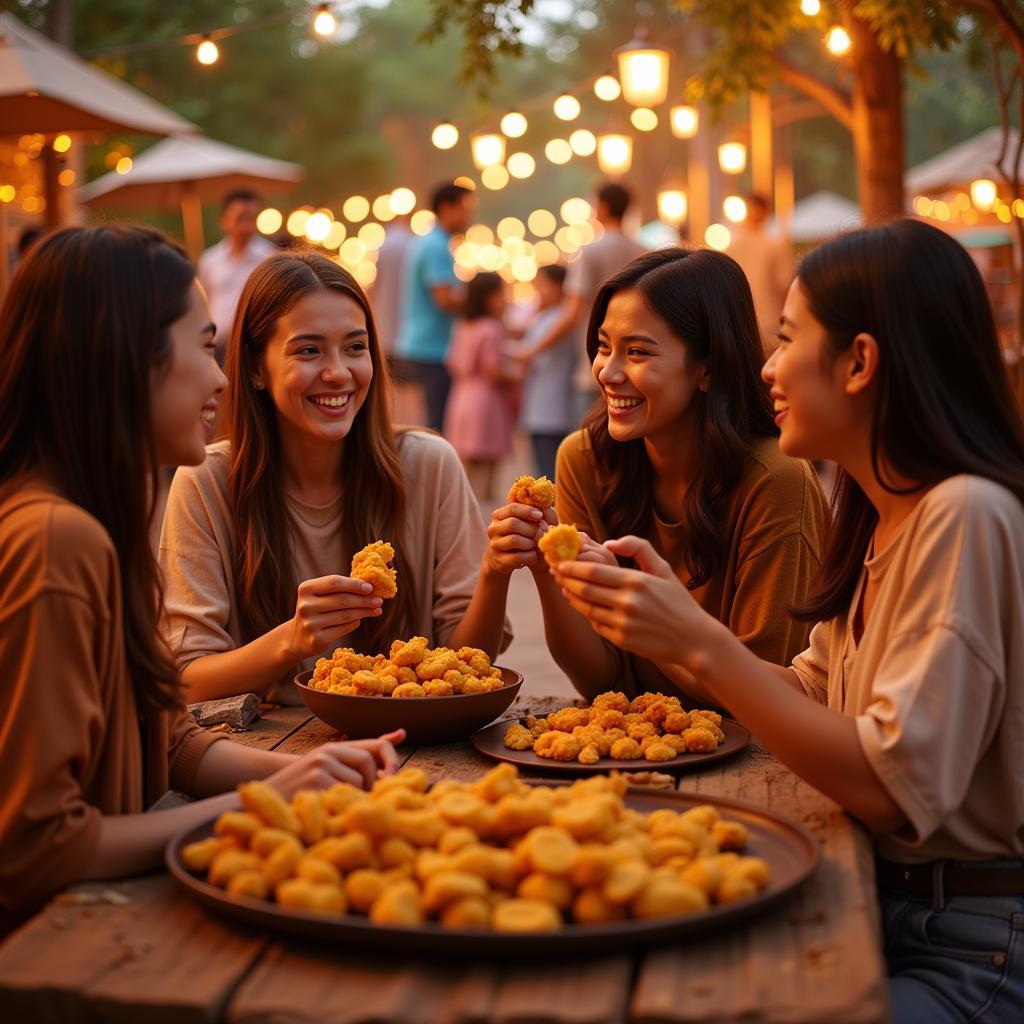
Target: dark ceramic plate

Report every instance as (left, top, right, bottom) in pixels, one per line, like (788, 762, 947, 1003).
(167, 784, 818, 958)
(294, 667, 523, 746)
(471, 716, 750, 777)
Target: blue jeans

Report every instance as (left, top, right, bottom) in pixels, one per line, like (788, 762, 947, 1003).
(882, 889, 1024, 1022)
(401, 358, 450, 434)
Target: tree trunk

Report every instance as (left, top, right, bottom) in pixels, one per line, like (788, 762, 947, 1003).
(848, 13, 905, 224)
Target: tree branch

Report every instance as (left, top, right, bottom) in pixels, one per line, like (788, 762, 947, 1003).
(772, 51, 854, 131)
(961, 0, 1024, 67)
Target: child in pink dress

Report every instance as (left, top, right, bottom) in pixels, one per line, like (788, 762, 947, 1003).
(444, 272, 517, 500)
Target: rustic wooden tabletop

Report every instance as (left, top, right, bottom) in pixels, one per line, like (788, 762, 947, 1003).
(0, 696, 890, 1024)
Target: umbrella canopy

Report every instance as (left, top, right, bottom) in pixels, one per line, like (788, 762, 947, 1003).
(0, 12, 195, 137)
(906, 127, 1022, 195)
(781, 190, 861, 243)
(78, 134, 303, 209)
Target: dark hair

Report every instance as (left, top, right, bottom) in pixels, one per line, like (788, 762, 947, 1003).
(221, 188, 261, 212)
(463, 272, 503, 320)
(597, 182, 632, 220)
(0, 225, 195, 712)
(584, 247, 776, 587)
(538, 263, 567, 287)
(793, 218, 1024, 622)
(226, 252, 417, 655)
(17, 226, 43, 257)
(431, 183, 471, 215)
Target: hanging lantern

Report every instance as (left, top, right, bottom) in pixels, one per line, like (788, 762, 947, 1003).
(657, 188, 688, 226)
(614, 27, 672, 107)
(718, 142, 747, 174)
(670, 105, 699, 139)
(596, 133, 633, 176)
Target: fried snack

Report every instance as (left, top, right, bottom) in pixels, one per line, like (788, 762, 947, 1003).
(191, 762, 768, 933)
(350, 540, 398, 599)
(538, 523, 583, 567)
(503, 723, 534, 751)
(507, 474, 556, 511)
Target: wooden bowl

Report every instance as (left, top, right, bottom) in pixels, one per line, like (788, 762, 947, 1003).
(294, 667, 523, 746)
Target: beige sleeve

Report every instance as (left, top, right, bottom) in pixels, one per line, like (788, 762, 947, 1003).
(158, 468, 237, 669)
(790, 621, 831, 704)
(425, 438, 514, 652)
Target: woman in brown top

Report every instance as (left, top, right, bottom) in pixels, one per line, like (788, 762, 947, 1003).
(494, 247, 826, 703)
(0, 227, 401, 917)
(555, 222, 1024, 1022)
(160, 253, 520, 704)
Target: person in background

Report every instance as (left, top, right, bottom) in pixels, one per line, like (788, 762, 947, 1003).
(370, 213, 413, 368)
(197, 188, 275, 361)
(444, 272, 517, 502)
(517, 181, 645, 426)
(395, 183, 474, 432)
(519, 264, 577, 481)
(727, 193, 793, 354)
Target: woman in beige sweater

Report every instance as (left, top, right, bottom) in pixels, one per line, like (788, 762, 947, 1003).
(555, 221, 1024, 1022)
(0, 228, 402, 919)
(160, 253, 519, 704)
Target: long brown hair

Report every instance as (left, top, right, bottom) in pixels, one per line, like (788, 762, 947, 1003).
(225, 252, 415, 654)
(793, 218, 1024, 622)
(583, 246, 777, 587)
(0, 225, 193, 712)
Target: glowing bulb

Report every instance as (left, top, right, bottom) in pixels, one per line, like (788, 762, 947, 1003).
(471, 132, 505, 170)
(466, 224, 494, 246)
(670, 105, 698, 139)
(718, 142, 747, 174)
(196, 37, 219, 66)
(342, 195, 370, 223)
(57, 169, 76, 187)
(913, 196, 933, 217)
(287, 209, 311, 236)
(481, 165, 510, 190)
(825, 26, 851, 56)
(511, 256, 537, 282)
(53, 134, 72, 153)
(115, 156, 133, 175)
(358, 222, 386, 250)
(389, 187, 416, 215)
(372, 194, 396, 222)
(313, 5, 337, 37)
(657, 189, 688, 226)
(553, 94, 581, 121)
(0, 185, 14, 203)
(723, 195, 748, 223)
(501, 111, 528, 138)
(615, 33, 672, 107)
(971, 178, 997, 211)
(704, 223, 731, 250)
(596, 133, 633, 175)
(432, 122, 459, 150)
(507, 152, 536, 179)
(324, 221, 346, 249)
(801, 0, 821, 14)
(545, 139, 573, 165)
(257, 208, 283, 234)
(528, 209, 557, 237)
(560, 197, 592, 225)
(630, 107, 658, 132)
(497, 217, 526, 241)
(410, 210, 436, 236)
(594, 74, 621, 102)
(569, 129, 597, 156)
(305, 212, 333, 243)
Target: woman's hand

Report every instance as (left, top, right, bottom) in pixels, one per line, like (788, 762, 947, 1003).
(483, 502, 547, 575)
(264, 729, 406, 796)
(577, 532, 618, 567)
(284, 575, 383, 662)
(552, 535, 718, 668)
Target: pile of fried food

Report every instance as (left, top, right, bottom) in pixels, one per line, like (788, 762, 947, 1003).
(181, 763, 769, 930)
(508, 474, 555, 510)
(504, 691, 726, 765)
(308, 639, 507, 698)
(350, 540, 397, 599)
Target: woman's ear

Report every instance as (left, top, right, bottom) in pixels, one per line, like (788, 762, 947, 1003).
(698, 367, 710, 393)
(845, 332, 879, 396)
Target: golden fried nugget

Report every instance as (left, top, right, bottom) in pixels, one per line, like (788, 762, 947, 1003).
(436, 791, 492, 834)
(592, 691, 631, 714)
(553, 798, 616, 842)
(378, 836, 417, 868)
(415, 649, 460, 681)
(421, 870, 489, 914)
(440, 896, 491, 929)
(261, 839, 303, 886)
(644, 741, 677, 763)
(681, 804, 720, 829)
(592, 709, 626, 731)
(214, 811, 263, 844)
(632, 877, 709, 918)
(658, 733, 687, 754)
(239, 781, 301, 834)
(507, 474, 555, 510)
(292, 791, 327, 845)
(602, 859, 652, 904)
(344, 868, 388, 913)
(573, 887, 627, 924)
(578, 744, 600, 765)
(650, 836, 697, 866)
(437, 827, 478, 855)
(538, 522, 583, 567)
(662, 710, 692, 734)
(351, 670, 386, 695)
(423, 679, 455, 697)
(517, 872, 574, 911)
(503, 722, 535, 751)
(690, 709, 722, 728)
(342, 799, 397, 839)
(392, 681, 427, 699)
(296, 854, 342, 887)
(609, 737, 643, 760)
(369, 879, 423, 925)
(227, 869, 268, 901)
(276, 878, 347, 915)
(521, 826, 578, 875)
(472, 762, 519, 803)
(456, 647, 493, 676)
(729, 856, 770, 888)
(546, 706, 590, 733)
(626, 721, 658, 741)
(682, 727, 719, 753)
(209, 849, 262, 889)
(351, 540, 398, 599)
(182, 836, 236, 873)
(568, 845, 614, 888)
(712, 820, 749, 851)
(524, 714, 549, 739)
(393, 809, 446, 848)
(642, 701, 673, 726)
(492, 898, 562, 932)
(390, 636, 428, 666)
(251, 828, 303, 858)
(680, 858, 724, 895)
(716, 872, 759, 904)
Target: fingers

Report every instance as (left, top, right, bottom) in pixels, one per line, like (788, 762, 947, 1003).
(492, 503, 543, 524)
(542, 507, 559, 526)
(302, 592, 384, 616)
(301, 575, 375, 598)
(557, 574, 623, 610)
(322, 743, 378, 790)
(552, 560, 635, 587)
(604, 536, 674, 578)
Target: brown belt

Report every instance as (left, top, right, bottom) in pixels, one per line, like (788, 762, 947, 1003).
(876, 857, 1024, 899)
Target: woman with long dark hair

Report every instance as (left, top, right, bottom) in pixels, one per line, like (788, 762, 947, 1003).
(556, 220, 1024, 1020)
(160, 251, 516, 703)
(499, 246, 826, 701)
(0, 227, 402, 918)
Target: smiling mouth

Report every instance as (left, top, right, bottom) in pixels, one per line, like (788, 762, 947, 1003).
(773, 399, 789, 414)
(606, 395, 644, 410)
(309, 394, 352, 409)
(200, 408, 217, 425)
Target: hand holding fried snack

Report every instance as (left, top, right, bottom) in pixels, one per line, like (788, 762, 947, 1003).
(351, 540, 398, 599)
(285, 574, 384, 661)
(538, 523, 583, 568)
(507, 475, 556, 511)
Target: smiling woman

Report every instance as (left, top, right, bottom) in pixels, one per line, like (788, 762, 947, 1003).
(532, 247, 828, 704)
(159, 252, 517, 705)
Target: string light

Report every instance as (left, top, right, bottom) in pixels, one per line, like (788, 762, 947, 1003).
(704, 223, 731, 250)
(597, 133, 633, 175)
(410, 210, 436, 235)
(615, 29, 672, 107)
(324, 221, 346, 249)
(358, 223, 386, 249)
(544, 139, 573, 165)
(723, 195, 748, 223)
(630, 107, 658, 132)
(507, 152, 536, 178)
(257, 208, 283, 234)
(825, 26, 851, 56)
(553, 94, 581, 121)
(500, 111, 528, 138)
(342, 195, 370, 222)
(718, 142, 747, 174)
(560, 197, 592, 225)
(569, 129, 597, 156)
(432, 121, 459, 150)
(196, 36, 219, 66)
(313, 4, 337, 37)
(0, 185, 15, 203)
(287, 209, 311, 236)
(305, 212, 333, 243)
(670, 105, 698, 139)
(389, 187, 416, 215)
(970, 178, 997, 211)
(58, 169, 76, 187)
(801, 0, 821, 15)
(481, 165, 510, 190)
(372, 194, 395, 222)
(594, 73, 621, 101)
(52, 134, 72, 153)
(528, 210, 556, 237)
(471, 132, 505, 170)
(657, 189, 687, 226)
(115, 156, 133, 174)
(497, 216, 526, 241)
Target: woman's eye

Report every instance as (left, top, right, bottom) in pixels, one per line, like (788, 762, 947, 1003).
(628, 348, 648, 357)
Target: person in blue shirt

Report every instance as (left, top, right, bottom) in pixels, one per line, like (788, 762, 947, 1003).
(395, 183, 474, 432)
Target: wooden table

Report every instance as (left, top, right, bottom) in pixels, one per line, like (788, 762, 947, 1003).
(0, 696, 890, 1023)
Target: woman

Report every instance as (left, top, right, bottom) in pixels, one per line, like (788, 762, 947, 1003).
(493, 246, 827, 703)
(0, 227, 402, 918)
(555, 220, 1024, 1021)
(160, 252, 516, 703)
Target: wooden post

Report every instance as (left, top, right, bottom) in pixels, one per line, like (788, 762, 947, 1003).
(750, 90, 773, 200)
(774, 121, 795, 236)
(180, 185, 205, 260)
